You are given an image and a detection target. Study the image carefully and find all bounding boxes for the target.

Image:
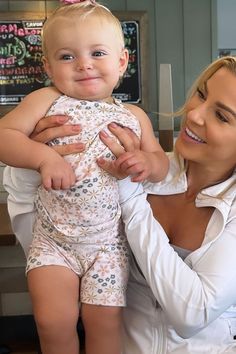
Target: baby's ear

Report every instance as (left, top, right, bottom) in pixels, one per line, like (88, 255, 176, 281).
(42, 56, 52, 79)
(119, 48, 129, 75)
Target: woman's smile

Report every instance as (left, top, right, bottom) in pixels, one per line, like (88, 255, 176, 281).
(184, 127, 206, 143)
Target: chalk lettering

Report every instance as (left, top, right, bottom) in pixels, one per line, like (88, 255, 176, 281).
(0, 23, 41, 37)
(0, 56, 16, 65)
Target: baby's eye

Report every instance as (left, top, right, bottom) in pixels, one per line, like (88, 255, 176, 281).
(92, 51, 106, 57)
(60, 54, 74, 61)
(197, 88, 206, 101)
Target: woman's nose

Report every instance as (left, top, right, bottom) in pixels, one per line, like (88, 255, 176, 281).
(187, 104, 205, 125)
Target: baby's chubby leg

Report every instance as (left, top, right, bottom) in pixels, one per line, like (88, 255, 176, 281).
(27, 266, 80, 354)
(82, 303, 123, 354)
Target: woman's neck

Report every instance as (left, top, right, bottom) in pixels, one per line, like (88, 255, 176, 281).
(185, 161, 234, 196)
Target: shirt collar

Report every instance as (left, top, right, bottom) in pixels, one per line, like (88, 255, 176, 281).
(144, 152, 236, 206)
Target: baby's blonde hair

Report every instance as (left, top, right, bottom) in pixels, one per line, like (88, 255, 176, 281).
(42, 0, 125, 57)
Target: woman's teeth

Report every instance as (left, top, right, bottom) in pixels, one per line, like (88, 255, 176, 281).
(185, 127, 205, 143)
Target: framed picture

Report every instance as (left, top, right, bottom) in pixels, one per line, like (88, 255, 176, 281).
(0, 10, 148, 116)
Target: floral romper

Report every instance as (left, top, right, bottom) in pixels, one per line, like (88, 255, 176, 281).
(26, 96, 141, 306)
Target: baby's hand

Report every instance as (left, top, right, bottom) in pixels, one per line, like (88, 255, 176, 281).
(116, 150, 153, 182)
(39, 156, 76, 190)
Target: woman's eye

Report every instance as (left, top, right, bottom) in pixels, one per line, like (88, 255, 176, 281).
(197, 88, 206, 101)
(216, 111, 228, 123)
(60, 54, 74, 61)
(92, 51, 106, 57)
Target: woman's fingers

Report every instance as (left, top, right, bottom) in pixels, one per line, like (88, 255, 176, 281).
(108, 123, 140, 152)
(30, 115, 68, 138)
(31, 124, 81, 143)
(99, 123, 140, 158)
(30, 115, 81, 143)
(53, 143, 85, 156)
(29, 114, 85, 156)
(99, 130, 125, 157)
(122, 126, 141, 150)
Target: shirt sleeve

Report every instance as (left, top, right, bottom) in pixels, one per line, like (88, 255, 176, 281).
(121, 191, 236, 338)
(118, 177, 144, 204)
(3, 166, 40, 255)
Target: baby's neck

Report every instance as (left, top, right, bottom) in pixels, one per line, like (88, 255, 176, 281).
(100, 96, 114, 104)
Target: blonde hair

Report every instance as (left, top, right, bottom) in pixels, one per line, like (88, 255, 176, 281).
(175, 56, 236, 195)
(176, 56, 236, 119)
(41, 1, 125, 57)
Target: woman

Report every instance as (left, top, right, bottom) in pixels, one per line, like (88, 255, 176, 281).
(4, 56, 236, 353)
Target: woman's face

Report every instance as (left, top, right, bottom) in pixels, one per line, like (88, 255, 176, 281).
(176, 67, 236, 171)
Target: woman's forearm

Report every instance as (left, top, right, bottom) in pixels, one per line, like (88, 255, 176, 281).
(3, 166, 39, 255)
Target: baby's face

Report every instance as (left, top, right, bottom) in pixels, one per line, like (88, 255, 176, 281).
(43, 16, 128, 101)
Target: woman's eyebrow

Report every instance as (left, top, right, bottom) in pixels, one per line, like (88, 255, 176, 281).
(205, 81, 236, 118)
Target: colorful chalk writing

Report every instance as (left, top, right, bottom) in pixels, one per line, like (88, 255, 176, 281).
(0, 20, 47, 105)
(0, 19, 141, 105)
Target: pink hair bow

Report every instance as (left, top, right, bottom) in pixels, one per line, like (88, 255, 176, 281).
(60, 0, 96, 4)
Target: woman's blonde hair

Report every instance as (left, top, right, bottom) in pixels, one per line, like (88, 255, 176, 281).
(41, 0, 125, 57)
(176, 56, 236, 119)
(175, 56, 236, 195)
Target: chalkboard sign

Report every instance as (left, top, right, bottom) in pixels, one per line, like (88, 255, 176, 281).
(0, 19, 47, 105)
(0, 11, 147, 110)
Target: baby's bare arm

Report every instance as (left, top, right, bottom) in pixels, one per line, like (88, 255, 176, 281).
(0, 87, 76, 189)
(119, 104, 169, 182)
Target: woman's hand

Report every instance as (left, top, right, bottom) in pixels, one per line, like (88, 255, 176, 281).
(30, 115, 85, 156)
(97, 122, 142, 180)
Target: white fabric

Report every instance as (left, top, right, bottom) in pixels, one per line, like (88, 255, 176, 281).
(3, 152, 236, 353)
(3, 166, 40, 255)
(119, 153, 236, 353)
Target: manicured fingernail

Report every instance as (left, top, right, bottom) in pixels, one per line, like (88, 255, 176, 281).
(97, 157, 105, 164)
(100, 130, 108, 138)
(72, 125, 81, 131)
(75, 143, 84, 149)
(58, 116, 68, 123)
(109, 122, 118, 128)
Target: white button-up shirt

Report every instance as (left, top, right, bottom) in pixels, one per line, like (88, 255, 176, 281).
(119, 152, 236, 353)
